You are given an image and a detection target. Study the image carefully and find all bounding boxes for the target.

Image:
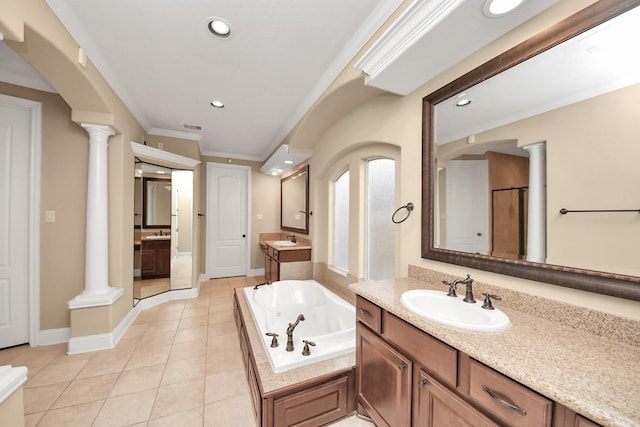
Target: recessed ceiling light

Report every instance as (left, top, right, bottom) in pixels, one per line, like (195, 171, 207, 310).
(207, 18, 231, 38)
(456, 99, 472, 107)
(210, 100, 225, 108)
(483, 0, 525, 17)
(284, 160, 294, 164)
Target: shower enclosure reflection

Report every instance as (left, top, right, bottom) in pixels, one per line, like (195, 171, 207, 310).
(134, 161, 193, 304)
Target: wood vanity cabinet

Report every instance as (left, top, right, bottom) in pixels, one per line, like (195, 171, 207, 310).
(140, 238, 170, 279)
(264, 245, 311, 282)
(356, 296, 597, 427)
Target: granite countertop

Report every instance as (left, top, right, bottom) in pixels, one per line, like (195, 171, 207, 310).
(263, 240, 312, 251)
(235, 289, 354, 396)
(349, 278, 640, 427)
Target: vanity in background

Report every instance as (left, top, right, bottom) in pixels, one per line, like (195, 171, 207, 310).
(259, 233, 312, 282)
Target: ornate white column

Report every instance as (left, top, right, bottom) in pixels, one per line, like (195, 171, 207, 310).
(524, 142, 546, 263)
(68, 124, 123, 309)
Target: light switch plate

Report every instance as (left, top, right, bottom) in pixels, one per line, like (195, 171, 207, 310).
(45, 210, 56, 223)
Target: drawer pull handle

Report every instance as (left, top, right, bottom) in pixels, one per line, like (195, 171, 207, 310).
(399, 363, 407, 371)
(419, 379, 428, 388)
(482, 385, 527, 416)
(359, 308, 372, 318)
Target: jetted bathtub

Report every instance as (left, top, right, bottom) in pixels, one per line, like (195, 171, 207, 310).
(243, 279, 355, 373)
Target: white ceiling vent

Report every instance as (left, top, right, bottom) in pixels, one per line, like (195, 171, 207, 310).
(183, 123, 202, 131)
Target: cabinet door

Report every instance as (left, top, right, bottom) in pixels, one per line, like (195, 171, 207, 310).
(415, 369, 499, 427)
(357, 324, 411, 427)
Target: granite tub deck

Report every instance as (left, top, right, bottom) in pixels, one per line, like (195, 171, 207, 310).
(234, 287, 355, 394)
(349, 278, 640, 427)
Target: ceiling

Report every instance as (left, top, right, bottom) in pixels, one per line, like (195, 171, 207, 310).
(1, 0, 568, 166)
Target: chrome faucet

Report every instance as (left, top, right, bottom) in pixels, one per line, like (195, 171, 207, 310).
(285, 314, 305, 352)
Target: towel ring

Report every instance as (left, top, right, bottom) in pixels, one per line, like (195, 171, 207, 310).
(392, 202, 414, 224)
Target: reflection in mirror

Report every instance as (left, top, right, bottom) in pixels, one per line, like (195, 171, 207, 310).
(423, 1, 640, 301)
(281, 165, 309, 234)
(134, 161, 193, 305)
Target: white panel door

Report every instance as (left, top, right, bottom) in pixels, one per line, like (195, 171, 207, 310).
(0, 100, 31, 348)
(206, 163, 249, 278)
(445, 160, 489, 255)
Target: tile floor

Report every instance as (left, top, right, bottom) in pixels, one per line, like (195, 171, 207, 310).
(0, 276, 373, 427)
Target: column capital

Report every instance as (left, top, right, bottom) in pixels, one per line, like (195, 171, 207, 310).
(80, 123, 115, 140)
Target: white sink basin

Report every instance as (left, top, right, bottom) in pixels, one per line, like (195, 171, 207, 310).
(145, 235, 170, 240)
(273, 240, 296, 247)
(401, 290, 510, 332)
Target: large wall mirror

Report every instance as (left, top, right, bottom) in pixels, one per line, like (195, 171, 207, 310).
(422, 0, 640, 301)
(281, 165, 310, 234)
(142, 177, 172, 228)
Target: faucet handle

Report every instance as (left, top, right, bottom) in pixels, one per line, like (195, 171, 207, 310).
(266, 332, 279, 348)
(481, 293, 502, 310)
(441, 280, 458, 297)
(302, 340, 316, 356)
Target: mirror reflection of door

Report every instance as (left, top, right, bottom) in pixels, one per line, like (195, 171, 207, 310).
(133, 161, 193, 305)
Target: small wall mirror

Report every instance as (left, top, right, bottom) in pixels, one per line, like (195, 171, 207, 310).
(142, 177, 172, 228)
(281, 165, 309, 234)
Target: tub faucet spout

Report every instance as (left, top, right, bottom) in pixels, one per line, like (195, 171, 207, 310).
(286, 314, 305, 352)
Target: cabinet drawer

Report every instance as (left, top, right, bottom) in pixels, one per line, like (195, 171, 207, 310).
(469, 359, 552, 427)
(356, 296, 382, 333)
(383, 311, 457, 387)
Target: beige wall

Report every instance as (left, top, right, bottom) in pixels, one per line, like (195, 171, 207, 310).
(290, 0, 640, 320)
(0, 386, 25, 427)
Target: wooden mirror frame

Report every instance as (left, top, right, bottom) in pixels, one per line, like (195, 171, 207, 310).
(142, 177, 172, 229)
(281, 164, 310, 234)
(422, 0, 640, 302)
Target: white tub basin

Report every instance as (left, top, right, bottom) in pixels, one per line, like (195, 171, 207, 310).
(401, 289, 510, 332)
(273, 240, 296, 246)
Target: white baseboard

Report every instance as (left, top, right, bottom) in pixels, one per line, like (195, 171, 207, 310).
(37, 328, 70, 346)
(249, 267, 265, 277)
(67, 278, 204, 355)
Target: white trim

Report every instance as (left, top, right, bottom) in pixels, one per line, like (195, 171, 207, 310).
(0, 95, 42, 348)
(355, 0, 464, 81)
(38, 328, 71, 346)
(199, 149, 263, 162)
(131, 142, 200, 169)
(147, 127, 202, 142)
(68, 277, 203, 355)
(0, 365, 28, 405)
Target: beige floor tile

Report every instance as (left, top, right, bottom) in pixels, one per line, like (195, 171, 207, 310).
(121, 323, 149, 340)
(161, 356, 205, 386)
(24, 411, 45, 427)
(208, 320, 236, 337)
(23, 382, 69, 413)
(148, 406, 203, 426)
(150, 377, 205, 419)
(154, 308, 183, 321)
(139, 330, 176, 348)
(37, 400, 104, 427)
(182, 306, 209, 318)
(207, 332, 240, 353)
(52, 372, 119, 409)
(110, 364, 164, 397)
(168, 339, 207, 363)
(205, 348, 243, 375)
(25, 358, 88, 388)
(76, 352, 130, 379)
(173, 325, 208, 345)
(125, 344, 171, 371)
(93, 389, 156, 427)
(178, 315, 208, 329)
(204, 393, 256, 427)
(204, 368, 249, 404)
(330, 415, 376, 426)
(209, 310, 233, 325)
(145, 319, 180, 334)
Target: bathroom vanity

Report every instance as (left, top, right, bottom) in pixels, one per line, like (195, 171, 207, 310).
(260, 234, 312, 282)
(140, 236, 170, 279)
(351, 276, 639, 427)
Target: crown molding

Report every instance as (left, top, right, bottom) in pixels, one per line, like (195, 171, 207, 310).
(355, 0, 464, 80)
(131, 142, 200, 169)
(147, 127, 202, 141)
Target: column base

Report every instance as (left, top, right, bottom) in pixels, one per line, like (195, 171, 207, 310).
(68, 286, 124, 309)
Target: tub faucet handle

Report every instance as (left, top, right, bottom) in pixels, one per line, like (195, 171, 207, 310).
(302, 340, 316, 356)
(266, 332, 279, 348)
